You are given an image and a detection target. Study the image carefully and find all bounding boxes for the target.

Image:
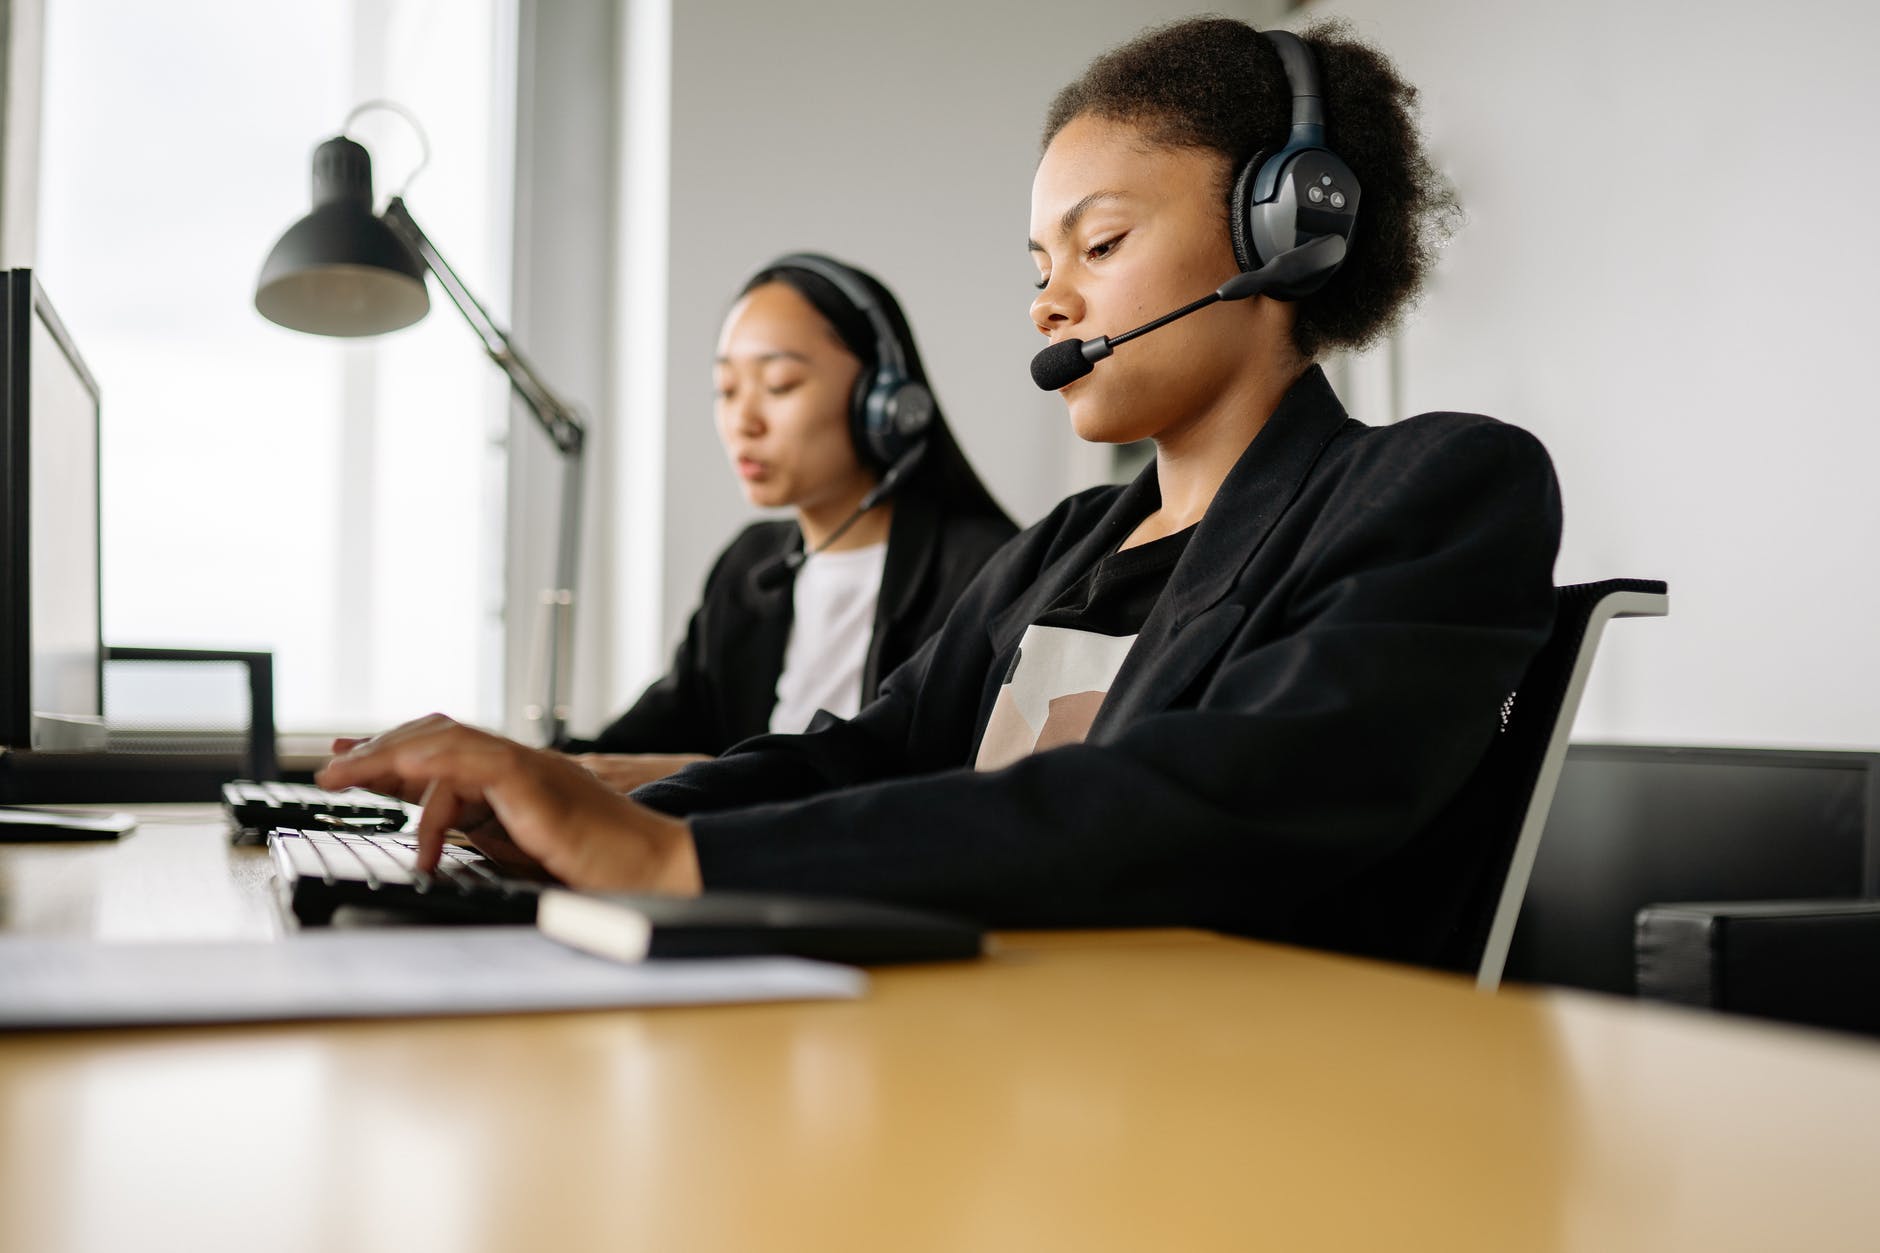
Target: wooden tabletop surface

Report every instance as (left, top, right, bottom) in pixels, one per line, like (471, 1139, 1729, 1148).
(3, 805, 1878, 1252)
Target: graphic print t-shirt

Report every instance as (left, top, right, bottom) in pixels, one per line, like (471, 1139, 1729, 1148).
(974, 525, 1194, 772)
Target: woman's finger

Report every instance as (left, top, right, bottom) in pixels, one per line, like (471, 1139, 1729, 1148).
(377, 731, 580, 874)
(414, 779, 463, 874)
(318, 714, 461, 794)
(317, 715, 688, 891)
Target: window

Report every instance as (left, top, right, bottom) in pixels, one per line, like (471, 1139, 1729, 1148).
(38, 0, 516, 735)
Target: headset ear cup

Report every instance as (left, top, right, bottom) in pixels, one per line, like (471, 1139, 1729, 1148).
(850, 370, 883, 471)
(856, 378, 935, 473)
(1229, 152, 1268, 272)
(889, 382, 934, 459)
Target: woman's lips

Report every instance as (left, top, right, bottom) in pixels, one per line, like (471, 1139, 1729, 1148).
(736, 457, 769, 482)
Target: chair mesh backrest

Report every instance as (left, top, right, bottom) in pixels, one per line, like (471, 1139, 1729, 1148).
(101, 647, 278, 780)
(105, 658, 253, 755)
(1431, 578, 1669, 970)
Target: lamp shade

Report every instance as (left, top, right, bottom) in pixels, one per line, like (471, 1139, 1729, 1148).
(255, 135, 429, 337)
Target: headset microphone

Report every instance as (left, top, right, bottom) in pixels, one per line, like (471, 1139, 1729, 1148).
(752, 441, 927, 592)
(1028, 234, 1346, 392)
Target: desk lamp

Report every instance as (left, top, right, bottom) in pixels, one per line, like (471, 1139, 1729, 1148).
(255, 102, 584, 746)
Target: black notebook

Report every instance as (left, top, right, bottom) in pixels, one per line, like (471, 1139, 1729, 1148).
(536, 889, 986, 967)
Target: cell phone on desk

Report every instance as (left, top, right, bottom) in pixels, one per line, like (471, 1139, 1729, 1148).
(0, 806, 136, 841)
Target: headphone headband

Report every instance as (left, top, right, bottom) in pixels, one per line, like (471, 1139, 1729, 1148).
(1248, 30, 1333, 204)
(760, 252, 934, 474)
(1264, 30, 1325, 142)
(768, 252, 911, 381)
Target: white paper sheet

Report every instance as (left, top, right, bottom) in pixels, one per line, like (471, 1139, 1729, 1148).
(0, 927, 867, 1029)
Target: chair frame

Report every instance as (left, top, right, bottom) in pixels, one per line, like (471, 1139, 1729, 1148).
(1475, 583, 1669, 990)
(103, 646, 279, 782)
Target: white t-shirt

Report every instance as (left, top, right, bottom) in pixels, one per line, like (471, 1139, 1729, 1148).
(768, 541, 889, 735)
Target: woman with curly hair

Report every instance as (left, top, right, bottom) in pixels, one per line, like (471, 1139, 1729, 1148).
(323, 17, 1561, 968)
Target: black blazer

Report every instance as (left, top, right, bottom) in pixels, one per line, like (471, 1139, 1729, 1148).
(637, 367, 1564, 966)
(565, 491, 1017, 756)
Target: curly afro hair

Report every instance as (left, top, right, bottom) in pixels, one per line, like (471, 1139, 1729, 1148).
(1042, 16, 1458, 359)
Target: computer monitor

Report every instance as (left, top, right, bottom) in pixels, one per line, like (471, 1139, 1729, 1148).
(0, 270, 105, 752)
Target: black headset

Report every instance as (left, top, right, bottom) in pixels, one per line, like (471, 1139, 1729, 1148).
(1228, 30, 1360, 297)
(765, 253, 934, 474)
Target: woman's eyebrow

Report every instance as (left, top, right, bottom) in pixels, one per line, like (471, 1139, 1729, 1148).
(713, 350, 813, 366)
(1027, 190, 1130, 253)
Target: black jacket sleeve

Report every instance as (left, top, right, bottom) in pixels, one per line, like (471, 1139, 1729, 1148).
(641, 421, 1560, 944)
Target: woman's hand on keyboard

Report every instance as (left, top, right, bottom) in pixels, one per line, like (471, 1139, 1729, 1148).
(318, 715, 703, 895)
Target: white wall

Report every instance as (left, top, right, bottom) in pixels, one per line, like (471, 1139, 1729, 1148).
(1303, 0, 1880, 750)
(585, 0, 1280, 733)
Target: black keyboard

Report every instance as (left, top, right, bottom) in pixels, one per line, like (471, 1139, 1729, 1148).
(224, 780, 413, 845)
(268, 827, 541, 926)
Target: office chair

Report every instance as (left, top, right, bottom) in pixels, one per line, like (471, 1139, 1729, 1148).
(2, 647, 279, 804)
(103, 646, 279, 782)
(1432, 580, 1671, 990)
(85, 645, 281, 799)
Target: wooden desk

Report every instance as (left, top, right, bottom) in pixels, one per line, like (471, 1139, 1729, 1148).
(4, 806, 1880, 1252)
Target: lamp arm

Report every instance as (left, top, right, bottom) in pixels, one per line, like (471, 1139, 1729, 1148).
(383, 195, 585, 746)
(382, 197, 585, 459)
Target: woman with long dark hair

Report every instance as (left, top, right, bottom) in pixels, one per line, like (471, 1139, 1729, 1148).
(559, 254, 1013, 792)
